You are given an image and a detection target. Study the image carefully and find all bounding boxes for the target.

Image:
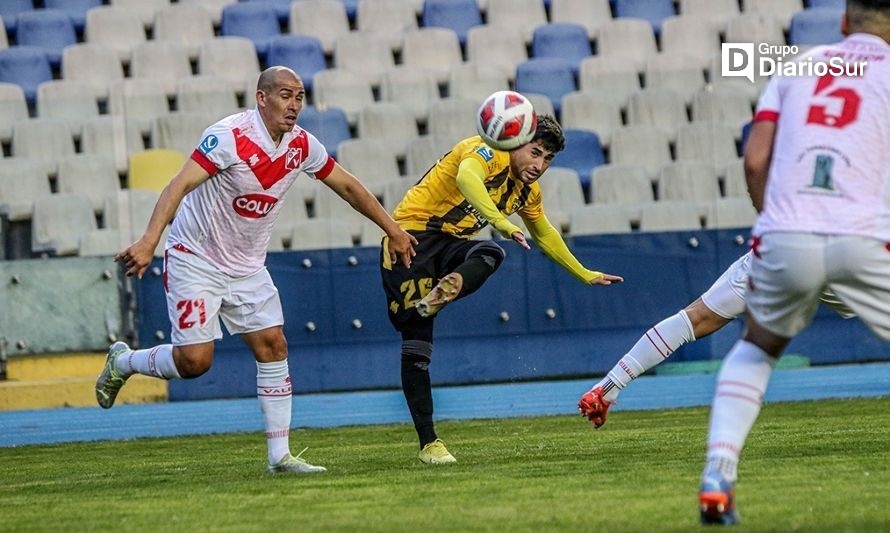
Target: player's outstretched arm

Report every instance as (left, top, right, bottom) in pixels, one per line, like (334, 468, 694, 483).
(322, 163, 417, 267)
(115, 159, 210, 279)
(523, 215, 623, 285)
(455, 158, 525, 244)
(743, 120, 777, 213)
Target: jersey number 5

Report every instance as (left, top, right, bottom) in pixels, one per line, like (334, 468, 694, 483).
(806, 74, 861, 129)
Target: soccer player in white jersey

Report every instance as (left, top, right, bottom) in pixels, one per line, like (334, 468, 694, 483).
(95, 67, 417, 474)
(577, 251, 854, 428)
(698, 1, 890, 524)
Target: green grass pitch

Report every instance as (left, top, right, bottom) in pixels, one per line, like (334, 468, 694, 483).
(2, 397, 888, 531)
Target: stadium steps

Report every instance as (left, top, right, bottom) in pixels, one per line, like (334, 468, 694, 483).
(0, 352, 167, 410)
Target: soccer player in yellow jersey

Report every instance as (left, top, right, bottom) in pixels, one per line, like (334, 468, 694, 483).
(380, 115, 624, 464)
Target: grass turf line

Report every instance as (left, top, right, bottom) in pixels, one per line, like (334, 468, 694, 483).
(1, 397, 888, 532)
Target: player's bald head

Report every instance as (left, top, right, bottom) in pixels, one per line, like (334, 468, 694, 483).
(257, 66, 302, 94)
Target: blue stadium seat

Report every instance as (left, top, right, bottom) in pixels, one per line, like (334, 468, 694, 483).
(342, 0, 359, 22)
(515, 58, 576, 115)
(44, 0, 101, 33)
(807, 0, 845, 8)
(15, 10, 76, 69)
(531, 23, 591, 75)
(614, 0, 675, 35)
(221, 2, 281, 60)
(298, 105, 351, 159)
(422, 0, 482, 46)
(0, 46, 52, 106)
(789, 8, 844, 45)
(551, 129, 605, 197)
(238, 0, 291, 24)
(0, 0, 32, 35)
(266, 35, 327, 93)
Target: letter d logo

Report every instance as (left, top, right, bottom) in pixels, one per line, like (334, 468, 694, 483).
(722, 43, 755, 83)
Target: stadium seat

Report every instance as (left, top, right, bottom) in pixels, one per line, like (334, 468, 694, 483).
(448, 63, 510, 105)
(596, 19, 658, 71)
(108, 79, 170, 136)
(336, 139, 401, 194)
(0, 157, 51, 222)
(220, 2, 280, 59)
(128, 149, 185, 192)
(549, 0, 612, 39)
(807, 0, 844, 8)
(61, 44, 124, 100)
(466, 25, 528, 82)
(679, 0, 739, 32)
(591, 164, 654, 206)
(726, 13, 786, 45)
(57, 154, 120, 213)
(486, 0, 548, 44)
(639, 201, 702, 232)
(356, 0, 418, 52)
(334, 32, 395, 88)
(36, 80, 99, 137)
(289, 218, 355, 251)
(427, 98, 481, 140)
(15, 9, 76, 69)
(691, 87, 753, 136)
(130, 42, 193, 97)
(12, 118, 75, 177)
(0, 47, 51, 106)
(610, 126, 672, 181)
(32, 193, 98, 256)
(515, 58, 576, 116)
(295, 105, 351, 159)
(178, 0, 237, 26)
(524, 92, 556, 118)
(578, 58, 642, 109)
(289, 0, 351, 55)
(266, 35, 327, 94)
(551, 129, 605, 196)
(153, 4, 215, 60)
(708, 52, 767, 105)
(531, 23, 591, 75)
(743, 0, 803, 31)
(405, 135, 453, 178)
(272, 188, 309, 242)
(359, 218, 386, 247)
(103, 189, 160, 242)
(0, 18, 7, 50)
(110, 0, 171, 29)
(84, 6, 146, 62)
(176, 76, 239, 120)
(569, 204, 633, 236)
(789, 8, 845, 46)
(627, 88, 689, 142)
(357, 102, 419, 159)
(198, 37, 261, 95)
(658, 161, 721, 215)
(660, 15, 721, 70)
(309, 193, 366, 241)
(559, 92, 622, 148)
(422, 0, 482, 46)
(675, 123, 740, 171)
(537, 167, 585, 232)
(43, 0, 102, 33)
(238, 0, 291, 23)
(401, 28, 463, 85)
(312, 69, 375, 126)
(0, 82, 27, 142)
(152, 113, 216, 157)
(644, 54, 707, 105)
(383, 177, 414, 212)
(706, 198, 757, 229)
(381, 66, 441, 122)
(0, 0, 33, 35)
(721, 158, 747, 198)
(614, 0, 676, 35)
(79, 228, 122, 257)
(80, 116, 144, 174)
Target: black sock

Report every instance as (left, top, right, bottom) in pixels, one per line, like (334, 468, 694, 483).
(401, 340, 437, 447)
(452, 254, 497, 297)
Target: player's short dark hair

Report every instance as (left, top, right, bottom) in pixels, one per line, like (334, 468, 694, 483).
(847, 0, 890, 31)
(532, 115, 565, 154)
(848, 0, 890, 9)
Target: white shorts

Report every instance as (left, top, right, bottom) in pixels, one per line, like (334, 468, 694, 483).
(747, 233, 890, 340)
(701, 250, 856, 320)
(164, 246, 284, 346)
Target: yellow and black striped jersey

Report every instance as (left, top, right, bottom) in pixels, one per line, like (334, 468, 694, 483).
(393, 136, 544, 237)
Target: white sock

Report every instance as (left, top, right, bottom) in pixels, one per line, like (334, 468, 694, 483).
(257, 360, 292, 465)
(596, 310, 695, 402)
(115, 345, 182, 380)
(704, 340, 777, 482)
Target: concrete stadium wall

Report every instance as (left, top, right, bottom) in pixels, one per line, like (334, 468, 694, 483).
(132, 229, 890, 402)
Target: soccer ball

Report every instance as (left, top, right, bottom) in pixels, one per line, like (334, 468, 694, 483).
(475, 90, 537, 151)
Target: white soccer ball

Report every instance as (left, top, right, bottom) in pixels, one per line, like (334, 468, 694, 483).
(475, 90, 538, 151)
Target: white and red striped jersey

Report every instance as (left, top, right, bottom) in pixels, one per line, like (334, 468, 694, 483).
(169, 108, 335, 277)
(752, 33, 890, 241)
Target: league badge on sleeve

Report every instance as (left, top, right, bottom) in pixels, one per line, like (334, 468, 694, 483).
(199, 134, 219, 155)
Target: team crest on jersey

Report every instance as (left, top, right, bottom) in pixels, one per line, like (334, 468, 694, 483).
(475, 145, 494, 162)
(199, 134, 218, 155)
(285, 147, 302, 170)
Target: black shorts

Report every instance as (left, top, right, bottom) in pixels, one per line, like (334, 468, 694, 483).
(380, 230, 493, 334)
